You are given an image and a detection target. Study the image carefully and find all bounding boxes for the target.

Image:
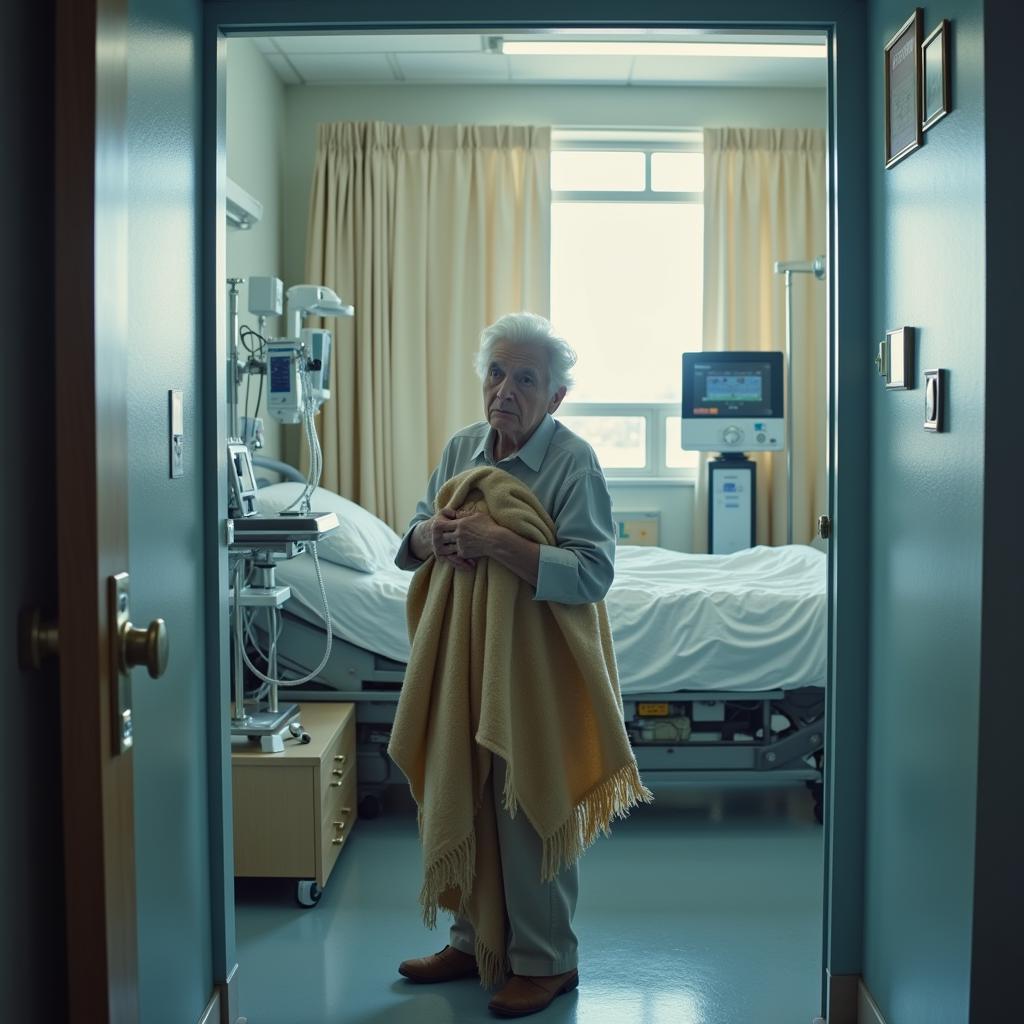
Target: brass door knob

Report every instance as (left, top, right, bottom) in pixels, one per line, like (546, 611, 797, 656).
(120, 618, 169, 678)
(817, 514, 832, 541)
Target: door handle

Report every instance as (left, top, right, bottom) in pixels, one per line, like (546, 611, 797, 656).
(817, 514, 832, 541)
(17, 607, 60, 671)
(120, 618, 169, 678)
(109, 572, 171, 755)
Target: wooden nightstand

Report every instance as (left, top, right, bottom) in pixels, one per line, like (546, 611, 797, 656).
(231, 702, 356, 906)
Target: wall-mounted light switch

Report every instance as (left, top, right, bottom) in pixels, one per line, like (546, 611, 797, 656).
(923, 369, 945, 432)
(169, 389, 184, 477)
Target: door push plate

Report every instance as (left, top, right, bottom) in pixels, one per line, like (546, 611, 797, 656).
(109, 573, 133, 755)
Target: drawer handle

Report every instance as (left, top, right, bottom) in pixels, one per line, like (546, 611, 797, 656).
(331, 768, 345, 778)
(332, 837, 344, 845)
(330, 781, 344, 788)
(333, 754, 347, 764)
(332, 819, 347, 830)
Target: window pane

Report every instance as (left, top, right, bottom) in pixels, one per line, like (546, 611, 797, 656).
(551, 202, 703, 403)
(664, 416, 700, 468)
(559, 416, 646, 469)
(551, 151, 645, 192)
(650, 152, 704, 192)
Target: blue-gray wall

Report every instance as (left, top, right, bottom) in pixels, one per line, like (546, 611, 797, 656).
(126, 0, 216, 1021)
(0, 3, 66, 1021)
(865, 1, 985, 1020)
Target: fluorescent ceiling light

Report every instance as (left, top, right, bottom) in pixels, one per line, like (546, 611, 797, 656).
(501, 40, 827, 59)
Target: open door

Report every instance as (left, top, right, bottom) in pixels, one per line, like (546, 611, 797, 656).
(48, 0, 140, 1018)
(29, 2, 236, 1022)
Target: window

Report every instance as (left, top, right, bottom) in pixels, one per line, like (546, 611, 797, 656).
(550, 131, 702, 476)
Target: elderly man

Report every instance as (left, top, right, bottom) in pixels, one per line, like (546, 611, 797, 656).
(391, 312, 634, 1018)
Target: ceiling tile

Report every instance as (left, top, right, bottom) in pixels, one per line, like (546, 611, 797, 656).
(630, 56, 826, 88)
(508, 55, 634, 83)
(395, 53, 510, 81)
(270, 33, 484, 55)
(290, 54, 398, 83)
(264, 53, 301, 85)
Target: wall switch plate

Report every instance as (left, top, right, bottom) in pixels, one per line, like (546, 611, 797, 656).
(884, 326, 915, 389)
(923, 368, 945, 431)
(169, 389, 184, 477)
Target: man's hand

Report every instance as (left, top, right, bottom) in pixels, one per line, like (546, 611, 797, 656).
(440, 507, 499, 561)
(413, 508, 476, 570)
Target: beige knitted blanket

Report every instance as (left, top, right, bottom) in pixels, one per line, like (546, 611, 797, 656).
(388, 466, 652, 987)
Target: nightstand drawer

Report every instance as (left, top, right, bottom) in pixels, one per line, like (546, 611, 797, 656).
(319, 711, 356, 807)
(320, 769, 357, 884)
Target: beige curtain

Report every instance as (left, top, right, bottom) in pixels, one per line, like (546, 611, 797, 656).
(303, 122, 551, 530)
(695, 128, 826, 551)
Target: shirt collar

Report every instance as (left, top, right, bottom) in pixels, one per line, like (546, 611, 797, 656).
(472, 413, 556, 471)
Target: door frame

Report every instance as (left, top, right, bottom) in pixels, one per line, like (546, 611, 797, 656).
(203, 3, 871, 1019)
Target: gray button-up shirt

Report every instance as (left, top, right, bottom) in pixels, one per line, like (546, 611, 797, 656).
(395, 414, 615, 605)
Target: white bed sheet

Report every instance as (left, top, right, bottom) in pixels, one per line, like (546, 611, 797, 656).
(273, 543, 827, 693)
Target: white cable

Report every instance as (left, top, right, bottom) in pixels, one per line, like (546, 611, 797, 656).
(238, 542, 333, 686)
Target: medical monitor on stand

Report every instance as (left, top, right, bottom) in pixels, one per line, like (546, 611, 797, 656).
(681, 352, 785, 554)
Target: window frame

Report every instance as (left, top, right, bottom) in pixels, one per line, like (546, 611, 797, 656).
(551, 129, 703, 480)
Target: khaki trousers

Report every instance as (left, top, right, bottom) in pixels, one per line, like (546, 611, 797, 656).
(448, 754, 579, 976)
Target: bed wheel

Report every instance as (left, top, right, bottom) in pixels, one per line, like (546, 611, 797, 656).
(359, 794, 383, 820)
(296, 880, 322, 907)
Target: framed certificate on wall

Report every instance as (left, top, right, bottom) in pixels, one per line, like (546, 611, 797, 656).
(885, 9, 923, 168)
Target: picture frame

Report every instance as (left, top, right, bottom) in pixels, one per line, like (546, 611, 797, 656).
(885, 327, 915, 390)
(884, 9, 923, 168)
(922, 20, 951, 130)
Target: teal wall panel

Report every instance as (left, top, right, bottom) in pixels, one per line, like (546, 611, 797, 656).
(126, 0, 215, 1020)
(866, 2, 986, 1021)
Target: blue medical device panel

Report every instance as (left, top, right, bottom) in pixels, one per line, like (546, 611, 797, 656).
(682, 351, 783, 419)
(269, 354, 292, 393)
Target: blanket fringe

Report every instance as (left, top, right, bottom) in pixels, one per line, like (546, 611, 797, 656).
(419, 831, 476, 929)
(540, 759, 654, 882)
(474, 937, 508, 989)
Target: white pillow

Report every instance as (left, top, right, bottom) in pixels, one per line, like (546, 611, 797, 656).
(255, 483, 402, 573)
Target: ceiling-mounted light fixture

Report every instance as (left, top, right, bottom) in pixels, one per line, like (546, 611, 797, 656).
(500, 40, 827, 59)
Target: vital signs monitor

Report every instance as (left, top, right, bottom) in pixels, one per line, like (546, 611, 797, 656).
(681, 351, 785, 453)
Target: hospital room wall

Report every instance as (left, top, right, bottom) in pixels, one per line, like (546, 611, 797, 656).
(226, 37, 287, 468)
(280, 83, 826, 546)
(865, 0, 987, 1019)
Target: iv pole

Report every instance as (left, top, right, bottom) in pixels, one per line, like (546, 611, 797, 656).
(772, 256, 826, 545)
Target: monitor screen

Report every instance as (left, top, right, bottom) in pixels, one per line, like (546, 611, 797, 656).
(682, 352, 783, 420)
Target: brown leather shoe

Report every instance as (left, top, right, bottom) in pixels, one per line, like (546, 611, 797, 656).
(487, 969, 579, 1017)
(397, 945, 479, 984)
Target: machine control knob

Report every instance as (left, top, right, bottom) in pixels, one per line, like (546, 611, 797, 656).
(120, 618, 169, 678)
(722, 426, 743, 446)
(756, 432, 766, 443)
(817, 515, 832, 541)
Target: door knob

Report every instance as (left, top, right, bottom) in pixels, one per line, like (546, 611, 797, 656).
(817, 514, 832, 541)
(120, 618, 169, 678)
(17, 607, 59, 670)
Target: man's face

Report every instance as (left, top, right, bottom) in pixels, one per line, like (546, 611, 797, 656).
(483, 340, 566, 452)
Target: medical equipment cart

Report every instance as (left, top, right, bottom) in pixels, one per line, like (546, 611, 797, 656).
(231, 702, 356, 906)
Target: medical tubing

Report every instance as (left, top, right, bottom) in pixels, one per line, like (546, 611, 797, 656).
(283, 361, 322, 515)
(238, 542, 333, 687)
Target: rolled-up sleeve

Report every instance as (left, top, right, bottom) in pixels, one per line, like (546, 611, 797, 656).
(534, 470, 616, 605)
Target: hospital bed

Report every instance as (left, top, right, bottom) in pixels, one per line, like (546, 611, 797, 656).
(246, 484, 827, 822)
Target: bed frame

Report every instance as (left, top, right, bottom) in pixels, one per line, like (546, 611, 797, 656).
(260, 613, 825, 821)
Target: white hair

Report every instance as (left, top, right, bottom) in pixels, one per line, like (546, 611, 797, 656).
(474, 312, 577, 396)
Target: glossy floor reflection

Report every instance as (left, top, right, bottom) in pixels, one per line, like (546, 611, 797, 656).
(235, 785, 823, 1024)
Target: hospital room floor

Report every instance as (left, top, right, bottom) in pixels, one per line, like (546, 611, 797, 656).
(235, 785, 823, 1024)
